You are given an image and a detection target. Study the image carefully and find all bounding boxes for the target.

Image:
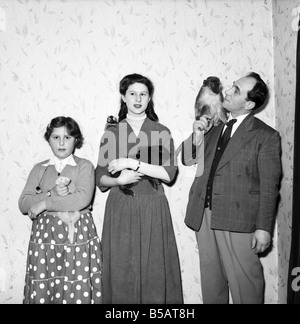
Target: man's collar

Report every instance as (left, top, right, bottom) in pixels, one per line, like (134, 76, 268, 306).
(228, 113, 250, 123)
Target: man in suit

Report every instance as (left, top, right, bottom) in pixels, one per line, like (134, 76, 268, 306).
(182, 72, 282, 304)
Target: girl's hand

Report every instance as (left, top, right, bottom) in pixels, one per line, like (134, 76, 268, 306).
(28, 201, 46, 220)
(117, 169, 143, 186)
(53, 176, 71, 196)
(54, 184, 69, 197)
(108, 158, 138, 174)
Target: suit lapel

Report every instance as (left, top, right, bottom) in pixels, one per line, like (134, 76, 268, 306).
(217, 114, 256, 171)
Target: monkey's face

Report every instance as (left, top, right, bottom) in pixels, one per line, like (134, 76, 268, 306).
(195, 77, 227, 125)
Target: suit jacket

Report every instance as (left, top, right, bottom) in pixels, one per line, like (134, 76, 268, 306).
(182, 113, 282, 233)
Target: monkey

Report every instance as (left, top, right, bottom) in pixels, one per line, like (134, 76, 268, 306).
(177, 76, 227, 177)
(194, 76, 227, 126)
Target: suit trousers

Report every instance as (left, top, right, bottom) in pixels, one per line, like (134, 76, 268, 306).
(196, 208, 264, 304)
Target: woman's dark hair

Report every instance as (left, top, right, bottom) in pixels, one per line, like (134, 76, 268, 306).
(118, 73, 158, 122)
(44, 116, 84, 149)
(246, 72, 269, 110)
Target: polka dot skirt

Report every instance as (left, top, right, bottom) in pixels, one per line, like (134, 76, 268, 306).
(23, 212, 103, 304)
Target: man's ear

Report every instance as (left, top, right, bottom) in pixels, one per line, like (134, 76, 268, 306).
(245, 100, 255, 111)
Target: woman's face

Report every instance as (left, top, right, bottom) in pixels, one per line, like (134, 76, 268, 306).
(121, 82, 150, 117)
(48, 126, 76, 160)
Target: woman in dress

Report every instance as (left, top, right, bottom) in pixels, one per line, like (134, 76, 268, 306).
(19, 116, 102, 304)
(96, 73, 183, 304)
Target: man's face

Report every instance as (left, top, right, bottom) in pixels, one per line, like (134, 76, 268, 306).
(223, 76, 256, 115)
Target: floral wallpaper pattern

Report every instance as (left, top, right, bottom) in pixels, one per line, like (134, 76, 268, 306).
(0, 0, 295, 303)
(273, 0, 298, 304)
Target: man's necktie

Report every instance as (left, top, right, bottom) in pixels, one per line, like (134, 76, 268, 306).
(221, 119, 237, 144)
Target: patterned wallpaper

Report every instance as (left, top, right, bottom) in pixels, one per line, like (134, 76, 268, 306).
(0, 0, 290, 303)
(273, 0, 298, 304)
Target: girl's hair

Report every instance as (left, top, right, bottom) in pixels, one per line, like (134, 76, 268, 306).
(44, 116, 84, 149)
(118, 73, 158, 122)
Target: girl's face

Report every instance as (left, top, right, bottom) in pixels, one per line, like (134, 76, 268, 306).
(121, 82, 150, 117)
(48, 126, 76, 160)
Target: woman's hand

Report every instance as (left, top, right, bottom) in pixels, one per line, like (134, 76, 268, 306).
(117, 169, 143, 186)
(28, 200, 46, 220)
(108, 158, 138, 174)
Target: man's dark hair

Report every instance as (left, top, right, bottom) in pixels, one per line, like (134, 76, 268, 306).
(246, 72, 269, 110)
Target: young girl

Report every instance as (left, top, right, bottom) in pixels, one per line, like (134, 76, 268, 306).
(96, 73, 183, 304)
(19, 116, 102, 304)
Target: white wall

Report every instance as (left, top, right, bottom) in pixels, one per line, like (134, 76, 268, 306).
(0, 0, 278, 303)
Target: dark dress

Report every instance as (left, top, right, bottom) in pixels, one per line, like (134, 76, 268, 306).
(96, 118, 183, 304)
